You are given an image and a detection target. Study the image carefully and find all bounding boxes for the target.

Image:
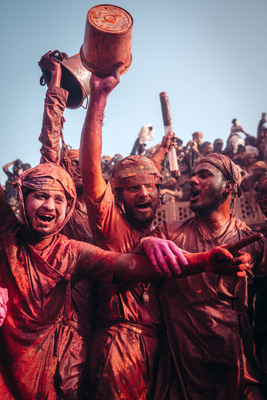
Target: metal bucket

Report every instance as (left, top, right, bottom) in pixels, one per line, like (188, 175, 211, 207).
(80, 4, 133, 77)
(40, 52, 91, 109)
(59, 54, 91, 109)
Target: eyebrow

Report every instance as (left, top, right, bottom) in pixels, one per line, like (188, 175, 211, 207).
(192, 168, 213, 176)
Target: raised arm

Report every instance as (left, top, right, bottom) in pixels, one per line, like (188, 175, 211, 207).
(150, 132, 177, 166)
(80, 67, 120, 202)
(3, 160, 15, 178)
(38, 51, 68, 164)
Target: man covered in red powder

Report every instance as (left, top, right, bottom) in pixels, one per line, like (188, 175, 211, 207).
(0, 161, 185, 400)
(143, 153, 267, 399)
(79, 69, 258, 399)
(0, 161, 251, 399)
(79, 64, 178, 399)
(38, 51, 94, 397)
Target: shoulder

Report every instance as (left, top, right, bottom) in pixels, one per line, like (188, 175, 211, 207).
(233, 217, 263, 258)
(156, 217, 194, 238)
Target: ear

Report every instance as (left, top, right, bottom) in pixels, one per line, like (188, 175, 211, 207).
(222, 180, 233, 194)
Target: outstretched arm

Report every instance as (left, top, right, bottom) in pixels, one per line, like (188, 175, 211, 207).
(80, 67, 120, 202)
(139, 234, 263, 278)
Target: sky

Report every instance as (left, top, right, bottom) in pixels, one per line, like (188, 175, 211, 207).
(0, 0, 266, 183)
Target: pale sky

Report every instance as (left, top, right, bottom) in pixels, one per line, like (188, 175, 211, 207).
(0, 0, 266, 183)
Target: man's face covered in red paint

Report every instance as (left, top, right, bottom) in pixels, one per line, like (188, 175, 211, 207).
(25, 189, 68, 237)
(190, 162, 226, 215)
(16, 163, 76, 237)
(111, 155, 162, 227)
(189, 153, 242, 216)
(121, 183, 159, 225)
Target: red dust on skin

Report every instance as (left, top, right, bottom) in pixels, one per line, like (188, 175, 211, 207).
(189, 163, 226, 214)
(25, 189, 67, 238)
(121, 184, 159, 226)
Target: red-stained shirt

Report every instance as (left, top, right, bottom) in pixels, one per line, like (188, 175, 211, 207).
(0, 187, 118, 400)
(84, 182, 162, 330)
(153, 217, 265, 400)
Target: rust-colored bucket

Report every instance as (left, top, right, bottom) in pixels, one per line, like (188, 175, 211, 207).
(59, 54, 91, 109)
(80, 4, 133, 77)
(40, 52, 91, 109)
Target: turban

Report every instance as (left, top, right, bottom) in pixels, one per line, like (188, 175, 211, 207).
(60, 149, 81, 181)
(195, 153, 242, 197)
(16, 162, 76, 234)
(251, 161, 267, 172)
(64, 149, 80, 161)
(111, 155, 162, 191)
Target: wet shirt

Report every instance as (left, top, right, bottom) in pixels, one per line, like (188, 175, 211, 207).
(84, 182, 162, 330)
(153, 217, 265, 400)
(0, 188, 117, 400)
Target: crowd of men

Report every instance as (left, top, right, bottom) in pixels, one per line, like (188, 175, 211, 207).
(0, 50, 267, 400)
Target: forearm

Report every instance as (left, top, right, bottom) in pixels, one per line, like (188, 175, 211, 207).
(80, 92, 107, 201)
(114, 253, 174, 282)
(39, 86, 68, 164)
(115, 251, 208, 282)
(151, 145, 168, 165)
(3, 161, 15, 175)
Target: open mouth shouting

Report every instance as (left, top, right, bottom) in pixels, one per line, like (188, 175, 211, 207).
(38, 213, 55, 224)
(136, 201, 152, 213)
(190, 187, 200, 202)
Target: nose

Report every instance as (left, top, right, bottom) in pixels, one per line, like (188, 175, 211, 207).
(139, 185, 149, 198)
(43, 197, 55, 210)
(190, 175, 199, 185)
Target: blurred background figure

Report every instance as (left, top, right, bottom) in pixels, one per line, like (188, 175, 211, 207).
(3, 158, 31, 216)
(213, 138, 224, 154)
(130, 124, 154, 155)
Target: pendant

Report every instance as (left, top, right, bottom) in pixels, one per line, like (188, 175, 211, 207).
(143, 291, 150, 302)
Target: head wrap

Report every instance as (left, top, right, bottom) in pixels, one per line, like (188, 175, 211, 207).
(16, 162, 76, 235)
(60, 148, 82, 182)
(64, 149, 80, 161)
(195, 152, 242, 197)
(111, 155, 162, 191)
(251, 161, 267, 172)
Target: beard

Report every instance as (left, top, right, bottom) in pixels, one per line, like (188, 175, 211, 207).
(123, 201, 158, 225)
(190, 187, 225, 216)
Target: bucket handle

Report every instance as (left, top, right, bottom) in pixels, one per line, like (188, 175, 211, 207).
(82, 95, 89, 110)
(39, 50, 68, 86)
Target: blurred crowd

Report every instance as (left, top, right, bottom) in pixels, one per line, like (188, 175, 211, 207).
(2, 113, 267, 216)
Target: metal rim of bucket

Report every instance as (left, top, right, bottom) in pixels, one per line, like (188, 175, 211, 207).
(80, 46, 132, 77)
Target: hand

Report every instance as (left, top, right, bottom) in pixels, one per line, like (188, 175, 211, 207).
(205, 233, 263, 277)
(205, 246, 251, 277)
(161, 133, 178, 153)
(38, 51, 63, 87)
(261, 113, 267, 124)
(90, 63, 122, 96)
(38, 51, 61, 72)
(186, 140, 197, 149)
(140, 237, 188, 278)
